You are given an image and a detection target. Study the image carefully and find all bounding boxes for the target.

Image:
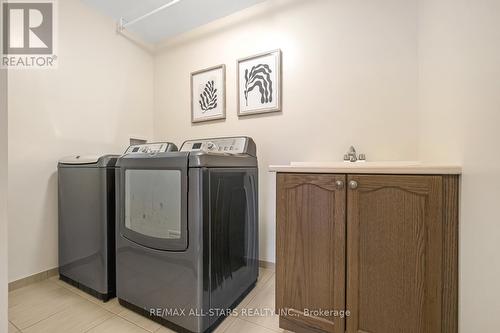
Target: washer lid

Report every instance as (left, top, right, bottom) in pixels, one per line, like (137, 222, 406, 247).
(58, 154, 119, 167)
(59, 155, 100, 164)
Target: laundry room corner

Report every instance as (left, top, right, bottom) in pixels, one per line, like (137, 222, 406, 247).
(7, 0, 156, 283)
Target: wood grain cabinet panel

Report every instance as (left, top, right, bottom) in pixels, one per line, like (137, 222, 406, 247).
(346, 175, 443, 333)
(276, 174, 346, 333)
(275, 173, 459, 333)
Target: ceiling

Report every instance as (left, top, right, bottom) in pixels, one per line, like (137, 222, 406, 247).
(82, 0, 266, 43)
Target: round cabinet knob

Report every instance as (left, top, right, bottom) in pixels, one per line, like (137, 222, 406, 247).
(335, 180, 344, 189)
(349, 180, 359, 190)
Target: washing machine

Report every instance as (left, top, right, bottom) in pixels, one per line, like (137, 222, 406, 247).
(58, 154, 119, 301)
(115, 137, 259, 333)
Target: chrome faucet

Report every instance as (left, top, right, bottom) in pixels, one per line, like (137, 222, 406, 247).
(344, 146, 366, 162)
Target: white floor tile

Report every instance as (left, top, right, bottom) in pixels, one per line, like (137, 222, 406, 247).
(118, 308, 161, 332)
(240, 277, 281, 331)
(8, 322, 19, 333)
(224, 318, 277, 333)
(9, 280, 84, 329)
(212, 315, 237, 333)
(87, 316, 149, 333)
(9, 268, 278, 333)
(22, 298, 113, 333)
(258, 268, 274, 285)
(50, 277, 128, 315)
(154, 325, 176, 333)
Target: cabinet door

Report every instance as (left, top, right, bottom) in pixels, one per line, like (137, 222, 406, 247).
(276, 173, 346, 333)
(346, 175, 443, 333)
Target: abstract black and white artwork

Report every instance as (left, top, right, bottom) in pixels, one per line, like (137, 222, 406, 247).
(238, 50, 281, 116)
(191, 64, 226, 123)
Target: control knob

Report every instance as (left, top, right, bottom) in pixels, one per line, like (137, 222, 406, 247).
(207, 142, 216, 151)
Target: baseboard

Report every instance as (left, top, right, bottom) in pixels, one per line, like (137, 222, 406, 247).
(8, 267, 59, 292)
(259, 260, 275, 270)
(8, 260, 274, 292)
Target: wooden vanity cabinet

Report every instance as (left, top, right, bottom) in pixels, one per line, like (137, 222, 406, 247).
(276, 174, 347, 333)
(276, 173, 459, 333)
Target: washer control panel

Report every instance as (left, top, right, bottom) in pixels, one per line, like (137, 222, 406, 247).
(181, 137, 248, 154)
(124, 142, 176, 154)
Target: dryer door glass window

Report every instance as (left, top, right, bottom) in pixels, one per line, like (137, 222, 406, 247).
(125, 169, 181, 239)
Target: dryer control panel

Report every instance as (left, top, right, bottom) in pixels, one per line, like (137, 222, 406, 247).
(180, 137, 252, 155)
(124, 142, 177, 155)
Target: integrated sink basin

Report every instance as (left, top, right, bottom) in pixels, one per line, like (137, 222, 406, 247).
(269, 161, 462, 175)
(290, 161, 422, 168)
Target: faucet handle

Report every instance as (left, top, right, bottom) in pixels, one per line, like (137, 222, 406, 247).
(344, 145, 367, 162)
(345, 146, 358, 162)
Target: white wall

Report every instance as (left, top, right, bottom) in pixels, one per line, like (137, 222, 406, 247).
(1, 46, 8, 333)
(418, 0, 500, 331)
(7, 0, 155, 282)
(154, 0, 420, 262)
(1, 1, 8, 330)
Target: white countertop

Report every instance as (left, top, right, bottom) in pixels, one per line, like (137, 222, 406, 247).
(269, 161, 462, 175)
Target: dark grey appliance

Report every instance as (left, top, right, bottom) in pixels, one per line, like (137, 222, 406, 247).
(116, 137, 258, 333)
(58, 155, 119, 301)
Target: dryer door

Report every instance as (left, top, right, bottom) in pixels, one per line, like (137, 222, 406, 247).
(117, 153, 189, 251)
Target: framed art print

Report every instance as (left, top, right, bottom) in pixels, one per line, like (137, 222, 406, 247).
(191, 64, 226, 123)
(237, 49, 282, 116)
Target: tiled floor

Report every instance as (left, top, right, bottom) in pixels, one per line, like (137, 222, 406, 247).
(8, 268, 287, 333)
